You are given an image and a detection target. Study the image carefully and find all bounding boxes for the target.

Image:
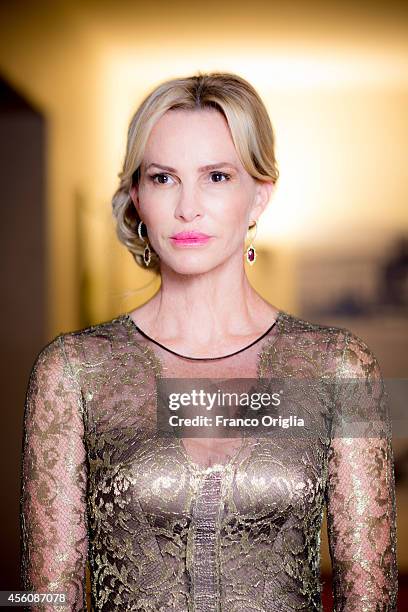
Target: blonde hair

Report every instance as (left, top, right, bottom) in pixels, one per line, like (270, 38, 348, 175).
(111, 71, 279, 273)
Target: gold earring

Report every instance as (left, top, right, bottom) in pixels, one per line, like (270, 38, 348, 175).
(245, 220, 257, 265)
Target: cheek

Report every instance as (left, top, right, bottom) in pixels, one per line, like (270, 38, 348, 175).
(220, 191, 251, 226)
(138, 190, 171, 227)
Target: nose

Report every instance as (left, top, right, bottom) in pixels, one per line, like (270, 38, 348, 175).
(174, 183, 204, 223)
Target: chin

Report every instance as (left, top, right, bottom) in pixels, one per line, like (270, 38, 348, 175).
(164, 254, 224, 275)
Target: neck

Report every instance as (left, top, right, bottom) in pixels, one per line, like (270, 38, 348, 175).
(139, 254, 278, 346)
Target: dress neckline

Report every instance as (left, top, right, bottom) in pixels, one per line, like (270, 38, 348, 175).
(122, 310, 284, 361)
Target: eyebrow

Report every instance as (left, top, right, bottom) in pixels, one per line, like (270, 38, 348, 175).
(145, 162, 237, 172)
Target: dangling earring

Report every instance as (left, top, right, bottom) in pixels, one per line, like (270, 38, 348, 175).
(137, 220, 151, 267)
(245, 220, 257, 265)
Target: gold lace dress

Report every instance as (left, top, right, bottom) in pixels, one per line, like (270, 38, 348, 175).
(20, 309, 398, 611)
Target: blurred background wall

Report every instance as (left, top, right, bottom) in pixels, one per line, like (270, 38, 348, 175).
(0, 0, 406, 608)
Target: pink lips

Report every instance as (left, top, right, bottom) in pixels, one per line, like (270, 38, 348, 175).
(170, 231, 212, 246)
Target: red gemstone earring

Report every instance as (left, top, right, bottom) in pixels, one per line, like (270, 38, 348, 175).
(245, 220, 257, 265)
(137, 220, 151, 267)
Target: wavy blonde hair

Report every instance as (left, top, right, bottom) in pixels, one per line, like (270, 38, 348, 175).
(111, 71, 280, 273)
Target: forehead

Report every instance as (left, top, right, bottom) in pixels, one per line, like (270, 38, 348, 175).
(144, 108, 239, 161)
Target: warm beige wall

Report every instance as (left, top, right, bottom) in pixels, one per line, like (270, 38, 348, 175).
(0, 1, 406, 337)
(0, 4, 105, 333)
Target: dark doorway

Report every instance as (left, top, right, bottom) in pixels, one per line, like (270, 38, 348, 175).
(0, 75, 46, 591)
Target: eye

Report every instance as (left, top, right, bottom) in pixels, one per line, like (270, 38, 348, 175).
(210, 172, 231, 183)
(149, 173, 174, 185)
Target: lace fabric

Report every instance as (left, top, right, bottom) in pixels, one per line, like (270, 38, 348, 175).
(20, 310, 398, 611)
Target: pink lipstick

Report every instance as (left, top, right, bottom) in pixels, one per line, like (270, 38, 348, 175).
(170, 231, 212, 247)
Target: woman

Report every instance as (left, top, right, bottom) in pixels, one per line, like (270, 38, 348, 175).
(20, 72, 398, 611)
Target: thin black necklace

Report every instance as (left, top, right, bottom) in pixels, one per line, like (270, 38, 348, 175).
(125, 311, 283, 361)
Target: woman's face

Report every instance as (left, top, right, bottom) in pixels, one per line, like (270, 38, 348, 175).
(130, 108, 274, 275)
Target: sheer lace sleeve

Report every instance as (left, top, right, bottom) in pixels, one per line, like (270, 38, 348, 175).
(20, 335, 88, 611)
(325, 330, 398, 611)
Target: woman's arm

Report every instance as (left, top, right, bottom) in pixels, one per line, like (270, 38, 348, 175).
(325, 331, 398, 611)
(20, 335, 88, 611)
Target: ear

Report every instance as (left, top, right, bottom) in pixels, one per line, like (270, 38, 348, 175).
(130, 184, 140, 216)
(251, 180, 275, 221)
